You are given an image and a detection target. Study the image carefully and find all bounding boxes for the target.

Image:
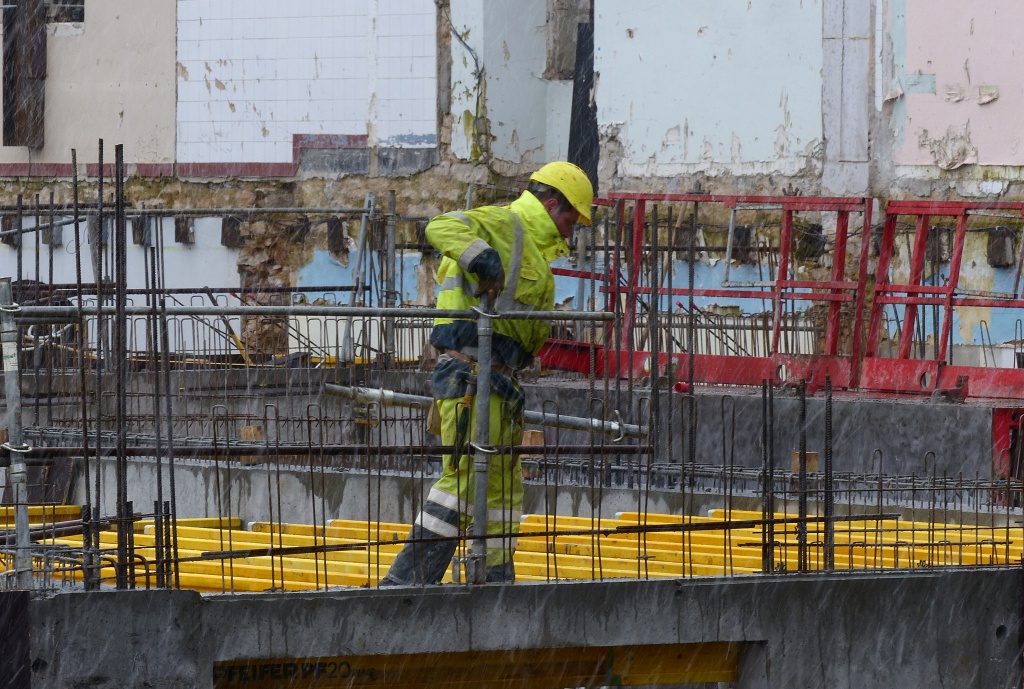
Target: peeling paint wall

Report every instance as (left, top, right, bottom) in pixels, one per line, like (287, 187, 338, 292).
(449, 0, 571, 167)
(594, 0, 824, 182)
(448, 0, 486, 162)
(889, 1, 1022, 171)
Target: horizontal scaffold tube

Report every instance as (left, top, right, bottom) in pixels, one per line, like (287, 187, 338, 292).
(15, 305, 614, 321)
(323, 383, 647, 440)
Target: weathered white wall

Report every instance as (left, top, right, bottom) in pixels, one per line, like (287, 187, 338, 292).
(449, 0, 485, 162)
(0, 0, 177, 165)
(449, 0, 572, 166)
(594, 0, 824, 179)
(822, 0, 872, 195)
(176, 0, 437, 164)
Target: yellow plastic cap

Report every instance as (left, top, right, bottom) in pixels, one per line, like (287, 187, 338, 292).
(529, 161, 594, 226)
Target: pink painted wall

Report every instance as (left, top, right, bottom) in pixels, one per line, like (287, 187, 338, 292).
(895, 2, 1024, 167)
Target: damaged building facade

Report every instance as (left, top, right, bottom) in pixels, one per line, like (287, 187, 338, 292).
(0, 0, 1021, 346)
(1, 1, 1020, 194)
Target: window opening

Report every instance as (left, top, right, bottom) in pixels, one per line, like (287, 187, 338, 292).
(47, 0, 83, 23)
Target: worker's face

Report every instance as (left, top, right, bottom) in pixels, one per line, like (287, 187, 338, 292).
(543, 198, 580, 240)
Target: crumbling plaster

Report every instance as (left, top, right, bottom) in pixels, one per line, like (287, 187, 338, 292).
(894, 1, 1020, 169)
(448, 0, 573, 174)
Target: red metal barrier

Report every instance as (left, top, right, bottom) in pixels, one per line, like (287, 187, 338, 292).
(539, 193, 873, 392)
(861, 200, 1024, 399)
(538, 194, 1024, 481)
(542, 196, 1024, 400)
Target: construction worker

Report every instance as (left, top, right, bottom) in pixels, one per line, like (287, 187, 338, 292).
(379, 161, 594, 586)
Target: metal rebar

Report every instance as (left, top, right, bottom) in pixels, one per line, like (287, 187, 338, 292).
(7, 443, 653, 458)
(761, 380, 770, 573)
(797, 379, 808, 573)
(0, 206, 371, 218)
(767, 382, 776, 572)
(114, 144, 130, 589)
(341, 193, 375, 363)
(825, 376, 835, 570)
(13, 304, 615, 321)
(93, 139, 105, 558)
(194, 512, 902, 563)
(649, 205, 661, 463)
(160, 299, 180, 588)
(71, 148, 98, 590)
(384, 191, 397, 360)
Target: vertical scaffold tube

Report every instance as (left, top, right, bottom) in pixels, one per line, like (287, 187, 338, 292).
(469, 295, 494, 584)
(0, 278, 31, 590)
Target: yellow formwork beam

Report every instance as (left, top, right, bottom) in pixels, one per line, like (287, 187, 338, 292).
(329, 518, 413, 533)
(250, 521, 411, 543)
(139, 517, 243, 533)
(171, 525, 378, 546)
(705, 508, 1020, 533)
(37, 508, 1024, 593)
(169, 559, 378, 591)
(74, 531, 402, 566)
(518, 534, 762, 569)
(0, 504, 81, 528)
(44, 536, 389, 590)
(518, 532, 967, 573)
(520, 518, 763, 549)
(628, 510, 1021, 552)
(515, 555, 756, 579)
(523, 517, 1018, 571)
(765, 531, 1020, 556)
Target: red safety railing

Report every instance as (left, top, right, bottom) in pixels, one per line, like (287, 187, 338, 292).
(538, 193, 1024, 479)
(862, 200, 1024, 399)
(540, 193, 873, 393)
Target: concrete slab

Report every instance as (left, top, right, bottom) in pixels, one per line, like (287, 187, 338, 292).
(24, 568, 1023, 689)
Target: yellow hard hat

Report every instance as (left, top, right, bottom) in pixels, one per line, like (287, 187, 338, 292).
(529, 161, 594, 226)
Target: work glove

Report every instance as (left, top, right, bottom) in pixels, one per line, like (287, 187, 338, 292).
(467, 248, 505, 300)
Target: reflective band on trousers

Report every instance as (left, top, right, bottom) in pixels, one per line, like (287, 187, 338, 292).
(426, 488, 521, 523)
(414, 511, 460, 538)
(427, 486, 469, 514)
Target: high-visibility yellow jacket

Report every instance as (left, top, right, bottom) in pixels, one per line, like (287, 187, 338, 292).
(426, 191, 569, 370)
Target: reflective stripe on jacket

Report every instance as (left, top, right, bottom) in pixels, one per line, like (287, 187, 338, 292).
(426, 191, 569, 366)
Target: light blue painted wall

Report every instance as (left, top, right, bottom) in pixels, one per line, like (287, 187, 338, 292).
(296, 250, 423, 305)
(595, 0, 824, 176)
(297, 250, 783, 316)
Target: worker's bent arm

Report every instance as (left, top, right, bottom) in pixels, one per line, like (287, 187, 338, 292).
(425, 212, 493, 271)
